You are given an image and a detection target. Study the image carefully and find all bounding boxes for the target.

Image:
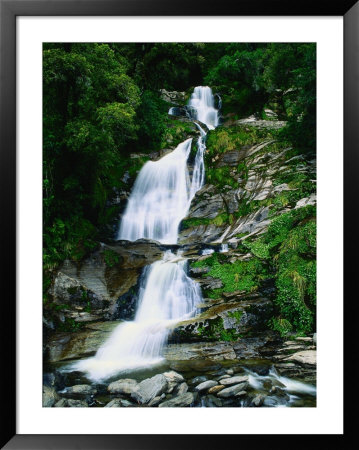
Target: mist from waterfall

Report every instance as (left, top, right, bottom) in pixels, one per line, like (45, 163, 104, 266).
(74, 87, 219, 380)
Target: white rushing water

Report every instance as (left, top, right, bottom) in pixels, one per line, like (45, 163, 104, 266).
(117, 139, 193, 245)
(75, 87, 219, 380)
(187, 86, 219, 130)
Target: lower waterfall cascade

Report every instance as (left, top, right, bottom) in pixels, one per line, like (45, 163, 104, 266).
(75, 86, 219, 380)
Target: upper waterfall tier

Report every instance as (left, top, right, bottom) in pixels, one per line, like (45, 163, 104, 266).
(187, 86, 219, 130)
(117, 86, 219, 245)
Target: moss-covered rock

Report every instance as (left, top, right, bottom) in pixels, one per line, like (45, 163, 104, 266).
(170, 297, 273, 343)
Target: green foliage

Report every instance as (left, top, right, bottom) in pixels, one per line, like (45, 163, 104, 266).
(268, 317, 293, 337)
(180, 212, 233, 230)
(205, 43, 316, 151)
(57, 317, 84, 333)
(43, 43, 316, 338)
(161, 121, 196, 149)
(193, 253, 268, 298)
(197, 317, 241, 342)
(136, 90, 168, 150)
(206, 125, 273, 161)
(243, 206, 316, 334)
(206, 167, 238, 189)
(227, 310, 243, 323)
(103, 249, 120, 267)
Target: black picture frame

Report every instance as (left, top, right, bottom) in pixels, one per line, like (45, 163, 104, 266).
(1, 0, 356, 448)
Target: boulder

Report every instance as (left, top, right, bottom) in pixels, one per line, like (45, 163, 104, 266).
(105, 399, 134, 408)
(219, 375, 249, 386)
(252, 394, 266, 407)
(148, 393, 166, 407)
(194, 380, 218, 392)
(158, 392, 195, 408)
(64, 384, 97, 395)
(285, 350, 316, 366)
(163, 371, 185, 393)
(201, 395, 223, 407)
(131, 374, 168, 404)
(107, 378, 138, 395)
(217, 382, 248, 398)
(208, 385, 225, 395)
(43, 385, 59, 407)
(190, 375, 208, 385)
(176, 382, 189, 395)
(55, 398, 88, 407)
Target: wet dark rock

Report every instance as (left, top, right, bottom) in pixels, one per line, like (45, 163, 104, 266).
(43, 371, 66, 391)
(186, 194, 225, 220)
(216, 150, 242, 168)
(189, 266, 210, 276)
(178, 224, 226, 245)
(201, 395, 223, 407)
(158, 392, 195, 407)
(43, 385, 59, 407)
(148, 393, 166, 407)
(190, 375, 208, 385)
(252, 394, 266, 407)
(198, 277, 223, 291)
(66, 398, 88, 407)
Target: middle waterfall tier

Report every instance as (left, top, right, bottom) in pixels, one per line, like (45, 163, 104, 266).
(117, 139, 193, 245)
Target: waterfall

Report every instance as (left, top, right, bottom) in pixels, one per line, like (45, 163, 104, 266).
(187, 86, 219, 130)
(75, 87, 219, 381)
(117, 139, 192, 245)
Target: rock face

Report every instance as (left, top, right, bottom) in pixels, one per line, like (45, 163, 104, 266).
(170, 297, 273, 342)
(45, 321, 119, 362)
(178, 124, 316, 247)
(160, 89, 186, 105)
(44, 240, 165, 329)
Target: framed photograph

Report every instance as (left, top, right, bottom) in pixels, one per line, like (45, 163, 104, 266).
(1, 0, 356, 448)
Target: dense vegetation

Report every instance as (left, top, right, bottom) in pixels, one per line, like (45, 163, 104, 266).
(43, 43, 316, 335)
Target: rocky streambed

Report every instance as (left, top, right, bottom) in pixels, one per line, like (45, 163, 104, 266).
(43, 329, 316, 408)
